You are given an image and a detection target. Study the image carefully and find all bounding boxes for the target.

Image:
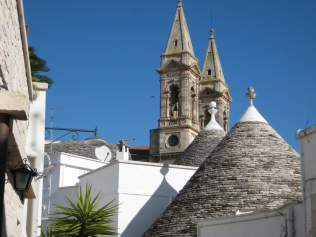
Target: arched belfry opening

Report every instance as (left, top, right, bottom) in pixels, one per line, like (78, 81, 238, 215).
(169, 85, 179, 119)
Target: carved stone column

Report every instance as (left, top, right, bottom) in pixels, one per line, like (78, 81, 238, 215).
(191, 94, 196, 119)
(177, 89, 182, 117)
(166, 92, 170, 118)
(200, 115, 205, 128)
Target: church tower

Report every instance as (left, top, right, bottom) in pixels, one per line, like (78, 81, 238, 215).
(149, 0, 201, 163)
(199, 29, 232, 132)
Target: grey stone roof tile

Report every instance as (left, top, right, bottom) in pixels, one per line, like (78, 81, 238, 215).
(173, 129, 225, 167)
(143, 121, 301, 237)
(45, 141, 117, 162)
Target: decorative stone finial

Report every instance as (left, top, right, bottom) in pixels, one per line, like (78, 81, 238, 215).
(210, 29, 215, 39)
(246, 87, 256, 106)
(208, 101, 218, 117)
(239, 87, 267, 123)
(204, 101, 223, 131)
(178, 0, 182, 6)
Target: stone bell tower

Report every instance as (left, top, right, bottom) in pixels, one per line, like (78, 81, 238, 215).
(149, 0, 201, 163)
(199, 29, 232, 132)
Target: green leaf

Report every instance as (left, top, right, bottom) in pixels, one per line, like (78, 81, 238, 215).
(29, 46, 54, 88)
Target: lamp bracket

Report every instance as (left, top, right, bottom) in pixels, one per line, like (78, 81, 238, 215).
(11, 158, 38, 176)
(6, 162, 12, 172)
(35, 174, 46, 181)
(45, 127, 98, 144)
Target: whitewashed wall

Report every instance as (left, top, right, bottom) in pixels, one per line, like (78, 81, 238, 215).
(197, 204, 304, 237)
(25, 82, 48, 237)
(41, 153, 106, 231)
(79, 160, 197, 237)
(297, 125, 316, 237)
(199, 213, 285, 237)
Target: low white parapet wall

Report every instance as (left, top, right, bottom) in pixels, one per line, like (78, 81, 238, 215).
(79, 160, 197, 237)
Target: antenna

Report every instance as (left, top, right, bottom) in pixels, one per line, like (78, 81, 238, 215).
(211, 8, 213, 29)
(50, 106, 66, 152)
(305, 81, 316, 128)
(122, 138, 135, 143)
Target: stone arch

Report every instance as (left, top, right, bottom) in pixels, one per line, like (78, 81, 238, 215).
(199, 87, 215, 97)
(165, 82, 180, 92)
(168, 84, 180, 118)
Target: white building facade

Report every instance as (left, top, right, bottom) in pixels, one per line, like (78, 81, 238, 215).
(41, 153, 197, 237)
(41, 152, 106, 231)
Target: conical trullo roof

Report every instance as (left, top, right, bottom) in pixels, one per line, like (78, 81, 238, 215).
(45, 141, 117, 162)
(174, 101, 225, 167)
(143, 87, 301, 237)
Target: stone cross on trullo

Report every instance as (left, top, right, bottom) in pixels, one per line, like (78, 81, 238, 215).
(246, 87, 256, 106)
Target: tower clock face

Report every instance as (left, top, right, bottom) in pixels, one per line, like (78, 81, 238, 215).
(167, 135, 179, 147)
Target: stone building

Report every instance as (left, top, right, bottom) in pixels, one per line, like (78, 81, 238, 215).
(173, 101, 225, 167)
(143, 88, 301, 236)
(199, 29, 232, 132)
(0, 0, 36, 236)
(149, 0, 232, 163)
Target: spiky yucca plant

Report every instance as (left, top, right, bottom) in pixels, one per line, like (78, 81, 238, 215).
(40, 226, 53, 237)
(50, 183, 118, 237)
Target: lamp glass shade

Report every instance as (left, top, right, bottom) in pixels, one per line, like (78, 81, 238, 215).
(84, 136, 107, 147)
(13, 168, 35, 192)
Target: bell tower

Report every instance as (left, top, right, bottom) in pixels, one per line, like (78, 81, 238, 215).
(199, 29, 232, 132)
(149, 0, 201, 163)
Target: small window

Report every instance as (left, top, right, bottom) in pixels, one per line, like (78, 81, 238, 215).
(208, 69, 211, 75)
(168, 135, 179, 147)
(174, 40, 178, 47)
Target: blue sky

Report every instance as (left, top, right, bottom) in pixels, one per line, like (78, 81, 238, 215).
(23, 0, 316, 152)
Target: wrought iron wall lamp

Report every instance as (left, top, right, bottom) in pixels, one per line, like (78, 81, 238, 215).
(10, 158, 38, 192)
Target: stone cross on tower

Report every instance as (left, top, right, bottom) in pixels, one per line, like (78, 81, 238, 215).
(210, 29, 215, 38)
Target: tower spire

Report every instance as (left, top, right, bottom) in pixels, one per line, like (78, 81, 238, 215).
(150, 0, 201, 163)
(201, 29, 225, 83)
(162, 0, 197, 65)
(198, 28, 232, 132)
